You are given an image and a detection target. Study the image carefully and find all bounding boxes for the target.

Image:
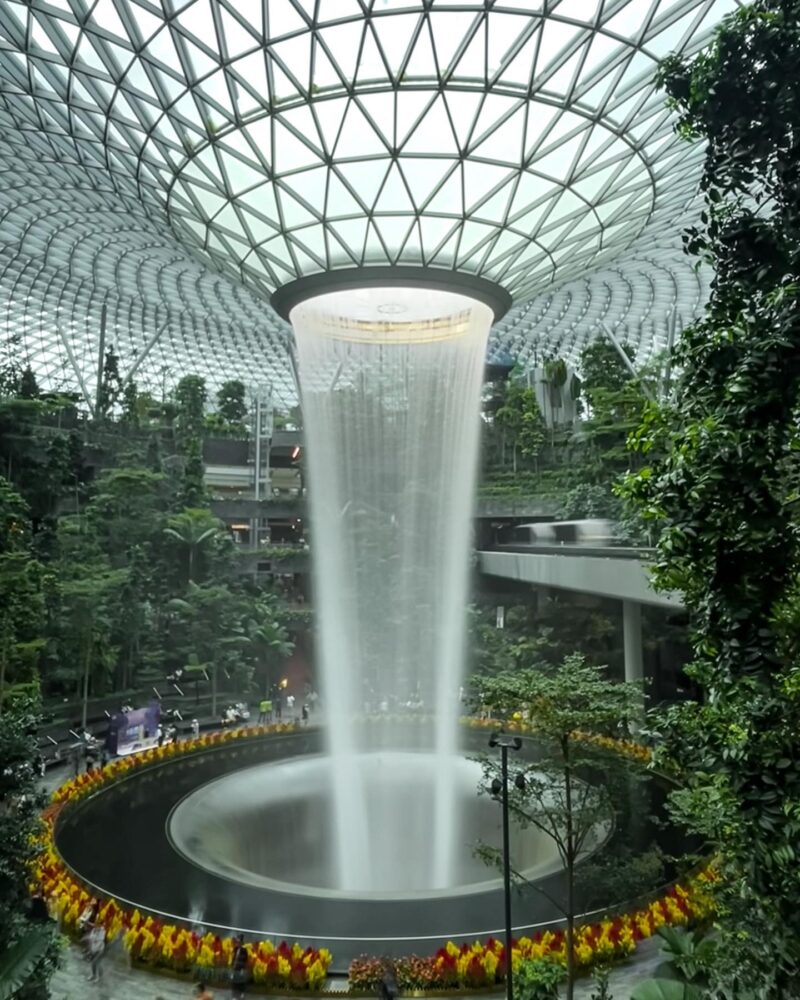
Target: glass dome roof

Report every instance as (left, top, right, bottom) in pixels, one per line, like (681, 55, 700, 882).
(0, 0, 741, 404)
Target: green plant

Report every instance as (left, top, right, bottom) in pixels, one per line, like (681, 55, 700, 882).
(630, 926, 714, 1000)
(588, 965, 613, 1000)
(476, 655, 642, 1000)
(623, 2, 800, 992)
(514, 958, 563, 1000)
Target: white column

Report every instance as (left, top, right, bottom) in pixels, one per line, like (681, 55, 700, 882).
(623, 599, 644, 684)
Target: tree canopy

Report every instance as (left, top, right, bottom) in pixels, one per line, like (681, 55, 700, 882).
(623, 3, 800, 992)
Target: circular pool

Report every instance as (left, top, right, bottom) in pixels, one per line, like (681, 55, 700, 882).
(54, 729, 680, 968)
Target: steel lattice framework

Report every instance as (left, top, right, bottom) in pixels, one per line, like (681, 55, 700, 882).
(0, 0, 740, 406)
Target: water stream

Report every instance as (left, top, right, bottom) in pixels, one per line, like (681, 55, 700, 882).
(292, 286, 492, 891)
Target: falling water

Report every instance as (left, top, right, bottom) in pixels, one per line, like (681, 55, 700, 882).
(292, 286, 492, 891)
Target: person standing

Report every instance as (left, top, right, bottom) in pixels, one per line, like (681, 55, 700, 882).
(86, 923, 106, 983)
(286, 693, 295, 719)
(231, 934, 249, 998)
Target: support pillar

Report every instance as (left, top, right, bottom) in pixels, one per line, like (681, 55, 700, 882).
(623, 599, 643, 684)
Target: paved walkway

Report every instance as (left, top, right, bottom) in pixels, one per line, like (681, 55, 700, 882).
(48, 936, 661, 1000)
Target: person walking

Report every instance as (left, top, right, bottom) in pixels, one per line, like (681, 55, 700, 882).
(86, 922, 106, 983)
(231, 933, 249, 998)
(286, 693, 295, 719)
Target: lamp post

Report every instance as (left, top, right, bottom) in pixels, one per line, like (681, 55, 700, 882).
(489, 732, 524, 1000)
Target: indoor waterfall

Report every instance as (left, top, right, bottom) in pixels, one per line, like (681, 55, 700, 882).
(292, 286, 492, 892)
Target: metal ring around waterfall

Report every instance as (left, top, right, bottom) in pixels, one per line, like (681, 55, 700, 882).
(270, 267, 513, 323)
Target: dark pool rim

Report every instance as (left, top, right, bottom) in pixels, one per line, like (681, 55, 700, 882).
(52, 728, 689, 963)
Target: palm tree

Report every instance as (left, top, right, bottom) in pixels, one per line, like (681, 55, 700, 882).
(248, 609, 293, 699)
(163, 508, 221, 584)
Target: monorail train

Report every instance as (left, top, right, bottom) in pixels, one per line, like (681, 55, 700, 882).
(499, 519, 616, 547)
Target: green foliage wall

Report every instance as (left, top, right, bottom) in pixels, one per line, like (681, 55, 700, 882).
(623, 3, 800, 993)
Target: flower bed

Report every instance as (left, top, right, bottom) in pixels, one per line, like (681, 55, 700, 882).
(349, 871, 716, 991)
(36, 722, 331, 991)
(35, 718, 709, 993)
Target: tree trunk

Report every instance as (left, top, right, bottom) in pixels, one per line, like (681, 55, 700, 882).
(211, 662, 218, 718)
(563, 736, 575, 1000)
(0, 635, 7, 719)
(81, 631, 93, 729)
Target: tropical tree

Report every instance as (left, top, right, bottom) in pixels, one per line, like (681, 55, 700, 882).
(216, 379, 248, 427)
(178, 436, 207, 508)
(475, 655, 642, 1000)
(0, 695, 60, 998)
(174, 374, 207, 446)
(96, 347, 123, 418)
(0, 479, 44, 713)
(247, 600, 294, 698)
(496, 381, 544, 472)
(167, 582, 254, 701)
(621, 3, 800, 992)
(163, 508, 222, 584)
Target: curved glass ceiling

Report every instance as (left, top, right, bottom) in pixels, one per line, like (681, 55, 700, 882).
(0, 0, 740, 405)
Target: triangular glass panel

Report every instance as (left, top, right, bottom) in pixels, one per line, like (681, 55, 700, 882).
(241, 206, 279, 244)
(242, 117, 273, 169)
(335, 101, 387, 158)
(317, 21, 363, 84)
(403, 21, 438, 80)
(330, 218, 368, 260)
(282, 164, 327, 214)
(496, 25, 540, 89)
(269, 59, 304, 106)
(425, 164, 463, 216)
(273, 118, 321, 173)
(450, 19, 485, 81)
(369, 12, 421, 78)
(403, 94, 457, 155)
(429, 228, 460, 266)
(245, 183, 281, 227)
(487, 12, 531, 79)
(402, 221, 424, 262)
(472, 176, 516, 225)
(398, 157, 457, 211)
(327, 226, 360, 266)
(219, 148, 266, 194)
(220, 5, 260, 58)
(277, 186, 317, 227)
(292, 223, 327, 265)
(356, 25, 390, 86)
(419, 216, 460, 259)
(523, 102, 561, 162)
(531, 132, 585, 181)
(270, 32, 312, 93)
(373, 215, 415, 259)
(470, 92, 520, 150)
(464, 161, 513, 212)
(313, 96, 349, 154)
(471, 104, 525, 163)
(266, 0, 308, 38)
(91, 0, 128, 41)
(457, 220, 495, 264)
(180, 34, 219, 81)
(428, 11, 481, 75)
(337, 158, 391, 211)
(325, 171, 364, 219)
(374, 162, 414, 215)
(364, 220, 393, 264)
(542, 45, 586, 97)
